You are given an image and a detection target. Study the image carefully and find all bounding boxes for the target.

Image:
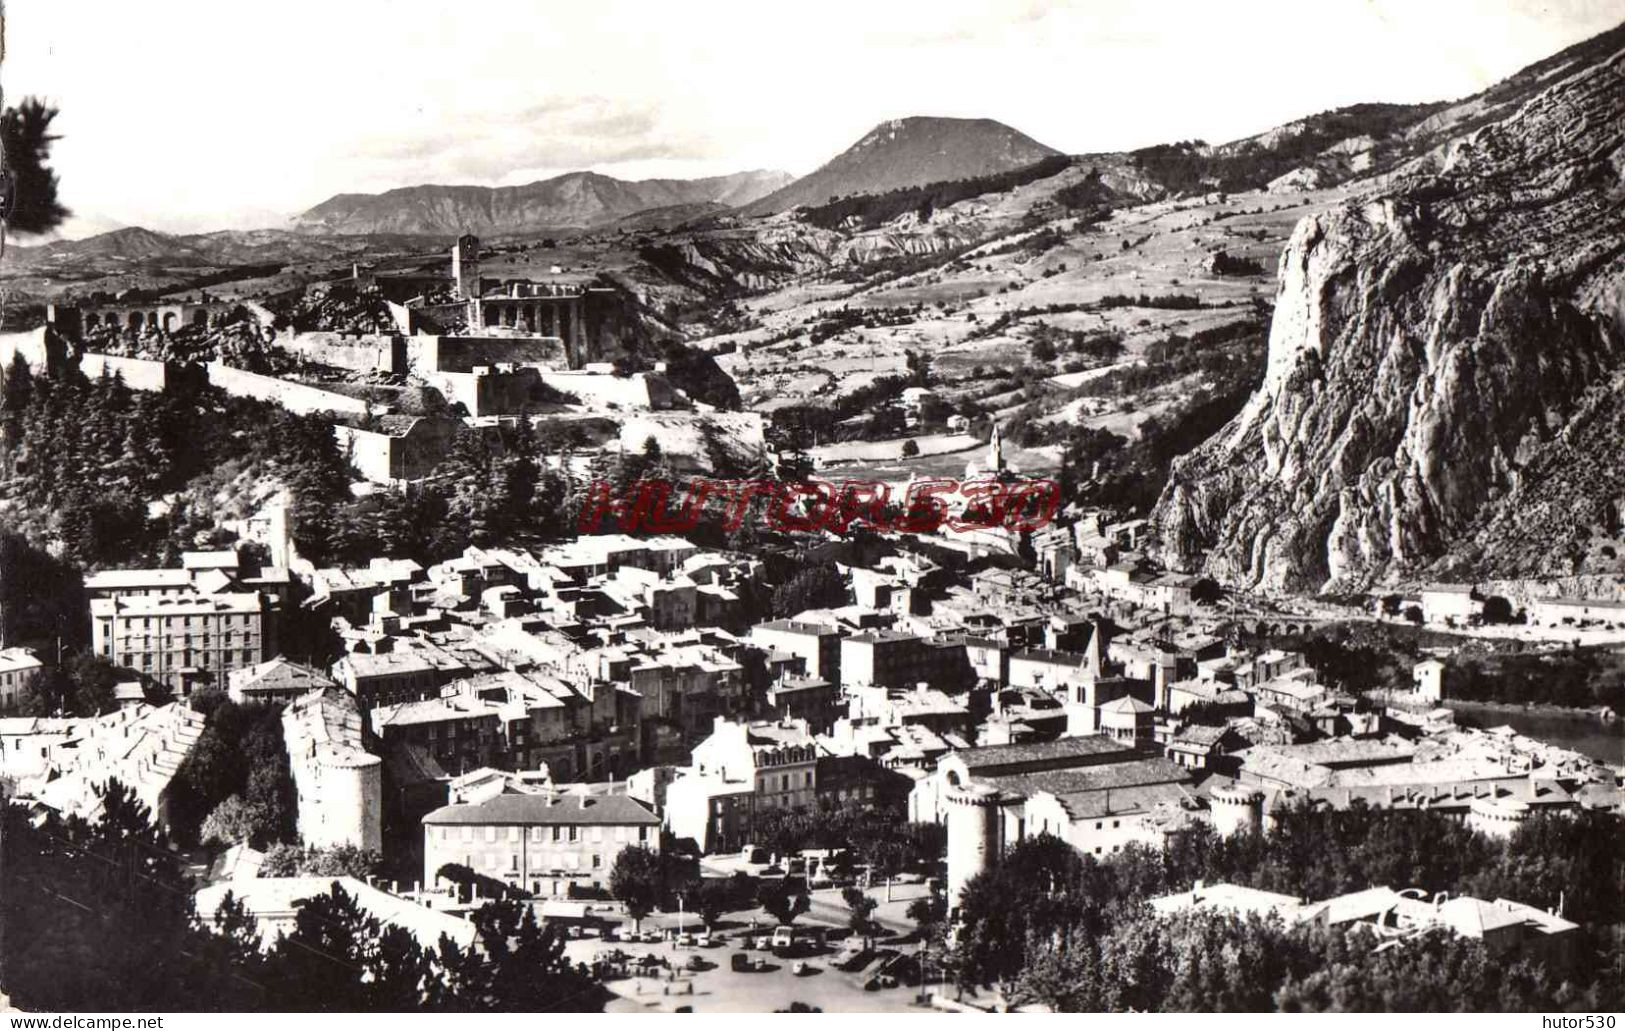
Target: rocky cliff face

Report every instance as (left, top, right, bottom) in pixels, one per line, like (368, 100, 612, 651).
(1153, 42, 1625, 594)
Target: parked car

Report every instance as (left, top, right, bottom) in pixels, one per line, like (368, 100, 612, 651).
(771, 925, 795, 950)
(752, 934, 773, 950)
(730, 953, 752, 973)
(602, 927, 621, 942)
(677, 932, 696, 947)
(695, 932, 713, 948)
(644, 929, 664, 944)
(686, 955, 707, 972)
(792, 961, 811, 976)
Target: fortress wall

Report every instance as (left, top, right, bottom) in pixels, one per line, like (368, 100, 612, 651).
(275, 332, 405, 375)
(206, 363, 371, 417)
(539, 371, 669, 410)
(80, 352, 172, 392)
(406, 334, 569, 375)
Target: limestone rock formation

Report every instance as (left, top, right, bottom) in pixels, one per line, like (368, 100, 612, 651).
(1153, 41, 1625, 594)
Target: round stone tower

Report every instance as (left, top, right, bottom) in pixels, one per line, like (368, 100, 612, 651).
(1209, 782, 1265, 838)
(1468, 795, 1531, 840)
(946, 781, 1002, 911)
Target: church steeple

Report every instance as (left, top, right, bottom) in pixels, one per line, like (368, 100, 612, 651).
(988, 420, 1006, 474)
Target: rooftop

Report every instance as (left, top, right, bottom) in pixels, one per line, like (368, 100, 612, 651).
(423, 791, 660, 826)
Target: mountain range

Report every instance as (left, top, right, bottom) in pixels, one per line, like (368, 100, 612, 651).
(289, 169, 794, 236)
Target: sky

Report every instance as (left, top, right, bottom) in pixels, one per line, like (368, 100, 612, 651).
(5, 0, 1623, 236)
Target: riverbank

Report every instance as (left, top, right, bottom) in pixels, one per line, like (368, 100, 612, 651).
(1442, 698, 1619, 724)
(1447, 700, 1624, 765)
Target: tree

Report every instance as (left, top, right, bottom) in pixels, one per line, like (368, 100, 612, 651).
(260, 844, 382, 879)
(1482, 596, 1515, 624)
(1403, 606, 1424, 625)
(200, 794, 259, 848)
(756, 877, 810, 926)
(262, 881, 431, 1011)
(0, 781, 267, 1010)
(1191, 578, 1223, 606)
(906, 890, 946, 940)
(770, 562, 848, 617)
(609, 846, 664, 930)
(1, 99, 70, 237)
(841, 886, 879, 937)
(691, 877, 736, 930)
(1032, 335, 1057, 363)
(900, 438, 920, 458)
(429, 897, 599, 1011)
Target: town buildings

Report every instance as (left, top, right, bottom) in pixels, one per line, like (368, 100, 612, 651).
(664, 717, 818, 852)
(282, 687, 383, 852)
(421, 788, 660, 897)
(0, 647, 44, 711)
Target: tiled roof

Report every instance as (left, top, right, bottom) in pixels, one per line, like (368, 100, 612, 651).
(423, 791, 659, 826)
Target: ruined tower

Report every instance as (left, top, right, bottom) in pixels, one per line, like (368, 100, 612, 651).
(452, 234, 481, 302)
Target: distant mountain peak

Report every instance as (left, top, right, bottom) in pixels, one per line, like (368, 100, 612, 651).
(745, 116, 1061, 215)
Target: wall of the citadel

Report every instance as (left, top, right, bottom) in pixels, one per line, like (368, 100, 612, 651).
(407, 335, 570, 375)
(207, 363, 371, 417)
(79, 353, 172, 392)
(334, 418, 458, 483)
(540, 371, 674, 410)
(275, 332, 407, 376)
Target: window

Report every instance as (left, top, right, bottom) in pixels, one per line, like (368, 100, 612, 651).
(591, 826, 603, 844)
(530, 827, 544, 842)
(552, 826, 562, 842)
(508, 827, 520, 842)
(568, 826, 578, 842)
(591, 854, 602, 869)
(461, 827, 474, 843)
(1112, 820, 1120, 829)
(485, 827, 497, 843)
(639, 826, 650, 843)
(510, 854, 519, 871)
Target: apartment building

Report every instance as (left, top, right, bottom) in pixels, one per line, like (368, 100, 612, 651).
(91, 592, 276, 695)
(0, 647, 44, 711)
(422, 789, 660, 897)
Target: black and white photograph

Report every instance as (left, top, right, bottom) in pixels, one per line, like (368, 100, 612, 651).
(0, 0, 1622, 1017)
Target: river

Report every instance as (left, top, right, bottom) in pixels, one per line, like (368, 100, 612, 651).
(1449, 701, 1625, 765)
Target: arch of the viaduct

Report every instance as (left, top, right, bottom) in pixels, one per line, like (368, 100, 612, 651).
(72, 302, 226, 336)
